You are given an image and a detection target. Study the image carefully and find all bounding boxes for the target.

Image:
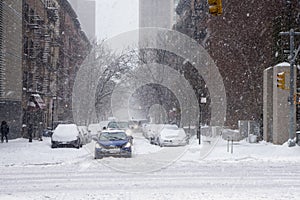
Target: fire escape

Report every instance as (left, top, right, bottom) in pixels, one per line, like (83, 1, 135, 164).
(24, 0, 60, 131)
(28, 11, 43, 93)
(44, 0, 60, 125)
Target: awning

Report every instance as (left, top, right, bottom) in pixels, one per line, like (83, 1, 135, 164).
(27, 94, 46, 110)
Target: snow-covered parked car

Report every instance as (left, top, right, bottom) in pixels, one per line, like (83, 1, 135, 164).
(94, 129, 132, 159)
(129, 119, 148, 132)
(149, 124, 189, 147)
(99, 120, 111, 130)
(88, 123, 102, 139)
(78, 126, 92, 145)
(142, 123, 164, 139)
(51, 124, 82, 149)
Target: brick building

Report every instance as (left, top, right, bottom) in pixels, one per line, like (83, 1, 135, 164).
(57, 0, 91, 122)
(23, 0, 60, 138)
(174, 0, 300, 128)
(0, 0, 23, 139)
(22, 0, 91, 139)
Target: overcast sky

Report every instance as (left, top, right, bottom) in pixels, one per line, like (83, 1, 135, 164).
(96, 0, 139, 40)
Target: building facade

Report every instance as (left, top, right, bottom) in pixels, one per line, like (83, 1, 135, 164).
(0, 0, 23, 139)
(23, 0, 60, 138)
(174, 0, 300, 128)
(57, 0, 91, 122)
(22, 0, 91, 139)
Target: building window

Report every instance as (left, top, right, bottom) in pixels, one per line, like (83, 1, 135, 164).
(29, 8, 34, 24)
(23, 71, 28, 89)
(24, 36, 28, 56)
(24, 3, 29, 22)
(29, 39, 34, 58)
(28, 73, 33, 91)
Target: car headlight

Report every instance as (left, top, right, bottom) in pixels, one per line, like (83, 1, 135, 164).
(124, 142, 131, 148)
(95, 142, 102, 149)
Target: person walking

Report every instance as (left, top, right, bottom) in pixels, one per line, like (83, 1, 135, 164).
(0, 121, 9, 143)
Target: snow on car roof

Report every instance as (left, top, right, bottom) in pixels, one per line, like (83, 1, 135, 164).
(52, 124, 79, 141)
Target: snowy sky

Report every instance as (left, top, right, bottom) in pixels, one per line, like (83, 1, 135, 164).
(96, 0, 139, 40)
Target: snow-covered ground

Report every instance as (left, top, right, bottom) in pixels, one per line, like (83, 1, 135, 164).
(0, 132, 300, 200)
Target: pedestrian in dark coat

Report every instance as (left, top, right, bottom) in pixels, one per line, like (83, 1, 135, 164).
(0, 121, 9, 143)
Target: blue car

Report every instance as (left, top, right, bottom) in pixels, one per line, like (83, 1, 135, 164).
(94, 130, 132, 159)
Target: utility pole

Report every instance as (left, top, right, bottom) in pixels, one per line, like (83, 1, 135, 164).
(280, 29, 300, 147)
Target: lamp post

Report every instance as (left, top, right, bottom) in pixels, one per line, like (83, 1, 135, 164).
(280, 29, 300, 147)
(51, 96, 56, 130)
(198, 97, 207, 145)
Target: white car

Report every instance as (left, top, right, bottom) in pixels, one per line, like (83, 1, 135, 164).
(88, 123, 102, 138)
(129, 119, 148, 132)
(78, 125, 92, 145)
(51, 124, 82, 149)
(99, 120, 111, 130)
(150, 124, 188, 147)
(142, 124, 163, 139)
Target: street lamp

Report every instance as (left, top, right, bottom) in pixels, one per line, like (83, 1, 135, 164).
(51, 96, 56, 130)
(198, 97, 207, 145)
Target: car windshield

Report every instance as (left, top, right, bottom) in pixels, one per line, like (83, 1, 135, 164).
(107, 121, 129, 129)
(99, 132, 127, 141)
(164, 125, 179, 130)
(107, 122, 119, 129)
(117, 122, 129, 129)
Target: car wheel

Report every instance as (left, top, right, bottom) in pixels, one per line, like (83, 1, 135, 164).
(156, 138, 161, 146)
(76, 139, 81, 149)
(158, 140, 164, 147)
(94, 153, 103, 159)
(124, 153, 132, 158)
(51, 144, 56, 148)
(150, 137, 154, 144)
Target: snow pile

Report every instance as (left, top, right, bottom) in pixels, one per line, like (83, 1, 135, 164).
(0, 138, 90, 167)
(180, 136, 300, 163)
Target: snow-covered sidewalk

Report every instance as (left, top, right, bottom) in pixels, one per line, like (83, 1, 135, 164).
(0, 138, 90, 167)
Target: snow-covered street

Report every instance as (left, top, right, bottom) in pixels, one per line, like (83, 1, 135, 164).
(1, 134, 300, 200)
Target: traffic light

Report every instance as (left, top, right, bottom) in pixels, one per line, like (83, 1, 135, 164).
(294, 93, 300, 105)
(277, 72, 286, 90)
(208, 0, 222, 16)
